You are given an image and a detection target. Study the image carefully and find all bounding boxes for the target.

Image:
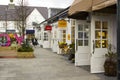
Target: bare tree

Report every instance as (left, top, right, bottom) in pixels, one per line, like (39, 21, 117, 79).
(14, 0, 30, 38)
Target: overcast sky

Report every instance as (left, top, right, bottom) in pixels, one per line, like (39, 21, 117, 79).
(0, 0, 74, 8)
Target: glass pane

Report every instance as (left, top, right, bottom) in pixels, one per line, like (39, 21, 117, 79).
(63, 34, 66, 38)
(95, 21, 101, 29)
(78, 40, 83, 46)
(84, 25, 89, 31)
(84, 40, 88, 46)
(78, 24, 83, 31)
(102, 40, 108, 48)
(63, 39, 66, 42)
(102, 31, 108, 39)
(102, 21, 108, 29)
(78, 32, 83, 38)
(95, 30, 101, 39)
(63, 30, 66, 33)
(84, 32, 89, 39)
(95, 40, 101, 48)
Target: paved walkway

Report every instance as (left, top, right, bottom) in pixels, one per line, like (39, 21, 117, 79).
(0, 47, 117, 80)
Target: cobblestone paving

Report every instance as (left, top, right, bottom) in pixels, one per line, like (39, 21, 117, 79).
(0, 47, 116, 80)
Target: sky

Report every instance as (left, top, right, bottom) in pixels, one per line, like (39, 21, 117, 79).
(0, 0, 74, 8)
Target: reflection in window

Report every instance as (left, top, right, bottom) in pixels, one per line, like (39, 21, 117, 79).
(63, 34, 66, 38)
(102, 31, 107, 39)
(95, 30, 101, 39)
(95, 21, 101, 29)
(78, 32, 83, 38)
(102, 21, 108, 29)
(78, 24, 83, 31)
(102, 40, 108, 48)
(84, 32, 89, 39)
(84, 40, 88, 46)
(44, 33, 48, 41)
(95, 40, 101, 48)
(84, 25, 89, 31)
(78, 40, 83, 46)
(95, 21, 108, 48)
(78, 24, 89, 46)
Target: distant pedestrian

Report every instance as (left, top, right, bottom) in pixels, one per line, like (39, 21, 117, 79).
(31, 37, 38, 47)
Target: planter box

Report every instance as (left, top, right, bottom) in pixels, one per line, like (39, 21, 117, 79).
(0, 47, 11, 51)
(17, 52, 35, 58)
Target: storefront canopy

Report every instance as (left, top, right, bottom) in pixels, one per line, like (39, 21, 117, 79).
(68, 0, 92, 15)
(92, 0, 117, 11)
(68, 0, 117, 16)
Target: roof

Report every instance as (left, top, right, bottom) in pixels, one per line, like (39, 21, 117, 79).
(40, 7, 69, 25)
(0, 5, 48, 21)
(35, 7, 48, 19)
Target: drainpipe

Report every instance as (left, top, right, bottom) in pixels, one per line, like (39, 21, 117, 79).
(117, 0, 120, 79)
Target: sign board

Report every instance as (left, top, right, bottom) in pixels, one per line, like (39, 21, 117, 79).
(45, 25, 52, 30)
(58, 20, 67, 28)
(67, 34, 70, 40)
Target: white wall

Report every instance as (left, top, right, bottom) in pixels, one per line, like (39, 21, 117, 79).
(26, 8, 45, 38)
(0, 21, 18, 33)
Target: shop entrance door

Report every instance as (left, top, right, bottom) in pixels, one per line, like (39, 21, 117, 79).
(75, 21, 90, 66)
(90, 16, 109, 73)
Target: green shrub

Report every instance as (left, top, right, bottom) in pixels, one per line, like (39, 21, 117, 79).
(17, 42, 34, 52)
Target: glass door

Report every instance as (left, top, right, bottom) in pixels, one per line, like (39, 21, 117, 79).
(75, 22, 90, 66)
(90, 18, 109, 73)
(95, 21, 108, 48)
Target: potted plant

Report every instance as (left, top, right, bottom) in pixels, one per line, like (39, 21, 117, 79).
(58, 41, 67, 49)
(104, 44, 117, 76)
(68, 43, 75, 63)
(17, 42, 34, 58)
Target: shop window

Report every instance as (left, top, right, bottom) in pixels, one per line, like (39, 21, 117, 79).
(95, 21, 101, 29)
(44, 33, 48, 41)
(71, 20, 75, 43)
(78, 24, 89, 46)
(95, 21, 108, 48)
(39, 34, 41, 40)
(71, 26, 75, 43)
(78, 40, 83, 46)
(62, 30, 66, 42)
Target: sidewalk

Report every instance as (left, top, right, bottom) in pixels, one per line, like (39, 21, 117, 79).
(0, 47, 116, 80)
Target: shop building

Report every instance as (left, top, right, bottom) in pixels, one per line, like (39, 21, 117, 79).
(39, 7, 76, 54)
(0, 5, 48, 39)
(68, 0, 117, 73)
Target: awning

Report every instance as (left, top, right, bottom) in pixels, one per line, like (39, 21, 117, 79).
(68, 0, 93, 16)
(68, 0, 117, 16)
(92, 0, 117, 11)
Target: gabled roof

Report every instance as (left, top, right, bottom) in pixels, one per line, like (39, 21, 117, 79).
(35, 7, 48, 19)
(0, 5, 48, 21)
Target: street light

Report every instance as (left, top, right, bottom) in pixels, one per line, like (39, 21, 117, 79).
(8, 0, 15, 9)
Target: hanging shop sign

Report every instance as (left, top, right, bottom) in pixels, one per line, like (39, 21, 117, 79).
(45, 25, 52, 30)
(67, 34, 70, 40)
(26, 30, 35, 34)
(58, 20, 67, 28)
